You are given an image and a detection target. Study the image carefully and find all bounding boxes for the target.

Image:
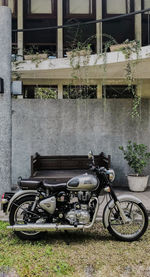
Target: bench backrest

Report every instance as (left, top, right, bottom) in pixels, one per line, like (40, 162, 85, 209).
(31, 152, 111, 176)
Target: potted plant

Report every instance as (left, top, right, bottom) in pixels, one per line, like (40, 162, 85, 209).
(119, 141, 150, 192)
(110, 39, 137, 53)
(66, 43, 91, 58)
(24, 47, 48, 61)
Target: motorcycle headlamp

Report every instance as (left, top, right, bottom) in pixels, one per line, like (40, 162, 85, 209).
(107, 169, 115, 182)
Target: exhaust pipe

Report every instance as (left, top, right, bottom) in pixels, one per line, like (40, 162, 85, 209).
(7, 223, 84, 232)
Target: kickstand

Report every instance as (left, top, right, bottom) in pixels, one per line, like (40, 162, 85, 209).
(64, 230, 70, 245)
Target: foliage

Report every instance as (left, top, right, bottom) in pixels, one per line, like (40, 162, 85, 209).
(0, 221, 150, 277)
(63, 85, 96, 99)
(35, 88, 57, 99)
(12, 60, 24, 80)
(23, 46, 49, 56)
(23, 46, 49, 68)
(68, 36, 141, 118)
(119, 39, 141, 59)
(119, 141, 150, 175)
(119, 39, 141, 118)
(68, 42, 92, 70)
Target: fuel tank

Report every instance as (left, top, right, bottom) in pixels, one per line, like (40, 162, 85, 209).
(67, 173, 99, 191)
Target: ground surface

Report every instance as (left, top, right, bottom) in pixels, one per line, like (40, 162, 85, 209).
(0, 221, 150, 277)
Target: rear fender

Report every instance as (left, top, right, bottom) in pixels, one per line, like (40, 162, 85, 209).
(103, 194, 142, 228)
(6, 190, 38, 214)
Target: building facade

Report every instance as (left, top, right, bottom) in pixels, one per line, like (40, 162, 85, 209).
(0, 0, 150, 99)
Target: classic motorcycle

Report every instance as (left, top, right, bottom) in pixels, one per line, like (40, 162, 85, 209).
(1, 151, 148, 241)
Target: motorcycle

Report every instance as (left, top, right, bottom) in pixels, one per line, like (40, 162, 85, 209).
(1, 151, 148, 241)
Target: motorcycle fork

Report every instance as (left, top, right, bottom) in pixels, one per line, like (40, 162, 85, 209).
(109, 186, 130, 224)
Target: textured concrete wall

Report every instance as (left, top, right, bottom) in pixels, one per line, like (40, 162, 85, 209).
(12, 99, 150, 187)
(0, 7, 12, 195)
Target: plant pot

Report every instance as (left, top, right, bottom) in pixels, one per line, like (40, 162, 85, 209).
(24, 53, 48, 60)
(110, 43, 136, 52)
(66, 50, 91, 58)
(127, 175, 149, 192)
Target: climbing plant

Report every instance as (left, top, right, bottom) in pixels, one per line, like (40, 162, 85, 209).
(68, 35, 142, 118)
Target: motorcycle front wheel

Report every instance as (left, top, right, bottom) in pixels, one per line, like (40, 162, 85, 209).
(107, 200, 148, 241)
(9, 195, 45, 240)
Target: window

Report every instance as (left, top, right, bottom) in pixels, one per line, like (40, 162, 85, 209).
(63, 85, 97, 99)
(8, 0, 14, 13)
(106, 0, 130, 14)
(23, 86, 58, 99)
(30, 0, 52, 14)
(68, 0, 92, 14)
(102, 85, 135, 98)
(144, 0, 150, 9)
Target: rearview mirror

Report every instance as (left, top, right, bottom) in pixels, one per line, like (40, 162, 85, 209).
(88, 151, 94, 159)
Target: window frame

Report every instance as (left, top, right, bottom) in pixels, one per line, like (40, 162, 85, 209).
(103, 0, 134, 18)
(64, 0, 96, 19)
(142, 0, 150, 13)
(26, 0, 56, 19)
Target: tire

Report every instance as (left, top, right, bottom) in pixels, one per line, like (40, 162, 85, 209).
(9, 195, 45, 240)
(107, 201, 148, 242)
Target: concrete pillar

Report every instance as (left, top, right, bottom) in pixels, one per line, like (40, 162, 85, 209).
(136, 81, 142, 97)
(135, 0, 142, 44)
(58, 83, 63, 99)
(97, 82, 102, 98)
(57, 0, 63, 58)
(17, 0, 23, 59)
(96, 0, 102, 54)
(0, 7, 12, 195)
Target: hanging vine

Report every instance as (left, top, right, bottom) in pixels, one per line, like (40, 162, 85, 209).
(68, 34, 142, 117)
(119, 39, 141, 118)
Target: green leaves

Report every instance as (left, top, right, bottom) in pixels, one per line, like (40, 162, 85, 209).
(119, 141, 150, 175)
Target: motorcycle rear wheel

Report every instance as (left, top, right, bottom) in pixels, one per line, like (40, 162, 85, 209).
(107, 201, 148, 242)
(9, 195, 45, 240)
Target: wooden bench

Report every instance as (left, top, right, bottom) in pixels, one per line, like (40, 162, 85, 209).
(31, 152, 111, 183)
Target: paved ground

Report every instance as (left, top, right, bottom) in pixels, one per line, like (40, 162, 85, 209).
(0, 187, 150, 222)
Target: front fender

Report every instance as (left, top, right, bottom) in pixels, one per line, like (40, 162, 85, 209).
(6, 190, 38, 214)
(103, 194, 142, 228)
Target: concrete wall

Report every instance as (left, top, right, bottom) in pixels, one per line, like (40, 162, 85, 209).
(0, 7, 12, 195)
(12, 99, 150, 188)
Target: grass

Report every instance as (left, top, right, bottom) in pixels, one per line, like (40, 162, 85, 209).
(0, 221, 150, 277)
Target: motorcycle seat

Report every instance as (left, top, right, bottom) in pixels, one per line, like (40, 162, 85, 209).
(19, 179, 42, 190)
(43, 182, 67, 191)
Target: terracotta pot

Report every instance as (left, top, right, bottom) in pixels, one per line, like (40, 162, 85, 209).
(24, 53, 48, 60)
(127, 175, 149, 192)
(110, 43, 136, 52)
(66, 49, 91, 58)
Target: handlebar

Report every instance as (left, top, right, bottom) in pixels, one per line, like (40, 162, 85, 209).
(89, 164, 107, 174)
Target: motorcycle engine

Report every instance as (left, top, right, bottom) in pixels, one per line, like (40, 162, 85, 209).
(66, 204, 90, 225)
(66, 191, 91, 225)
